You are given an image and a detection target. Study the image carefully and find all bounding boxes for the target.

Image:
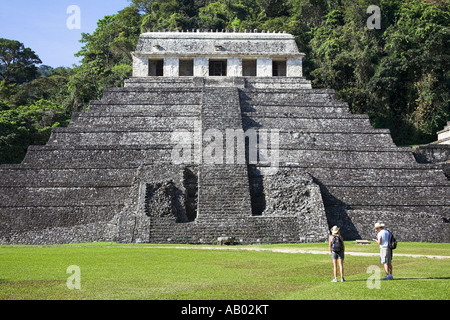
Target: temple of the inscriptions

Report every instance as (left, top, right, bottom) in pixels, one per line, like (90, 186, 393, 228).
(0, 31, 448, 244)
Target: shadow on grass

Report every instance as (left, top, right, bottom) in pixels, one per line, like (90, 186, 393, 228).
(344, 277, 450, 282)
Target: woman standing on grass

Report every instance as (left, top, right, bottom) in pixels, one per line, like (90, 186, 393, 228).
(329, 226, 345, 282)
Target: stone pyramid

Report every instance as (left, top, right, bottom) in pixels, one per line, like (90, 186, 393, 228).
(0, 32, 448, 244)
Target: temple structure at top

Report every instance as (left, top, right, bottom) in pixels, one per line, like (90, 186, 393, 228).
(132, 31, 304, 78)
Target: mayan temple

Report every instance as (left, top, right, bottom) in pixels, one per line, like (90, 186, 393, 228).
(0, 31, 448, 244)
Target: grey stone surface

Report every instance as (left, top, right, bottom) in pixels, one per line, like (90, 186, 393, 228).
(412, 144, 450, 180)
(134, 31, 302, 57)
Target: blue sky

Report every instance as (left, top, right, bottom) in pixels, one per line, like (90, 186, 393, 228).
(0, 0, 131, 68)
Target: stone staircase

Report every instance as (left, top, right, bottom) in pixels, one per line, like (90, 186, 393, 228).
(197, 87, 253, 219)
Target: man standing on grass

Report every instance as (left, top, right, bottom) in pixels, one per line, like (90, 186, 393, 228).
(372, 222, 393, 280)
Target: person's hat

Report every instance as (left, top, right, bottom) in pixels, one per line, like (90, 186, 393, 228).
(331, 226, 340, 235)
(373, 222, 385, 229)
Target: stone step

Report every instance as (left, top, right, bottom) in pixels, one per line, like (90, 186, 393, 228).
(88, 103, 201, 114)
(0, 186, 129, 207)
(20, 144, 420, 168)
(100, 87, 203, 105)
(0, 205, 120, 234)
(243, 77, 312, 89)
(248, 147, 415, 166)
(278, 148, 416, 166)
(48, 131, 186, 146)
(244, 113, 367, 120)
(0, 168, 135, 187)
(242, 100, 350, 107)
(249, 167, 448, 187)
(21, 145, 173, 168)
(240, 89, 337, 105)
(241, 105, 350, 115)
(68, 115, 199, 129)
(72, 111, 200, 120)
(308, 167, 449, 186)
(47, 129, 396, 148)
(242, 116, 375, 132)
(323, 186, 450, 208)
(344, 209, 449, 242)
(124, 77, 198, 88)
(277, 131, 395, 147)
(241, 88, 335, 95)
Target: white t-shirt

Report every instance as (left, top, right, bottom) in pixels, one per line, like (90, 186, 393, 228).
(377, 229, 390, 248)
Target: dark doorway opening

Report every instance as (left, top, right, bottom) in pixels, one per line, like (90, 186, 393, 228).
(272, 60, 286, 77)
(149, 59, 164, 76)
(209, 60, 227, 76)
(179, 59, 194, 76)
(243, 59, 257, 76)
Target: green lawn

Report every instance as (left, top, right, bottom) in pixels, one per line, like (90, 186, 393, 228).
(0, 242, 449, 300)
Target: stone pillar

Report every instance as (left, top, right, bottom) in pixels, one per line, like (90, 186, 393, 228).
(227, 57, 242, 77)
(257, 57, 272, 77)
(194, 57, 209, 77)
(132, 56, 149, 77)
(287, 57, 303, 77)
(164, 57, 179, 77)
(437, 121, 450, 144)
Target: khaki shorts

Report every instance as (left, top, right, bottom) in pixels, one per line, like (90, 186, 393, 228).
(380, 247, 392, 264)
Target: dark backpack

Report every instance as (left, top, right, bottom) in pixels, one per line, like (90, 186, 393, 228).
(331, 236, 342, 252)
(388, 230, 397, 250)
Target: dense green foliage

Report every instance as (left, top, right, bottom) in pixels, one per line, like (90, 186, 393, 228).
(0, 38, 42, 85)
(0, 100, 70, 163)
(0, 0, 448, 163)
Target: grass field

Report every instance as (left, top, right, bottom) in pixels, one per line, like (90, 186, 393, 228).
(0, 242, 449, 300)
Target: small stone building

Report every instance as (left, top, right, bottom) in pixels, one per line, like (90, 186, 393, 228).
(436, 122, 450, 145)
(132, 31, 304, 78)
(0, 31, 448, 244)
